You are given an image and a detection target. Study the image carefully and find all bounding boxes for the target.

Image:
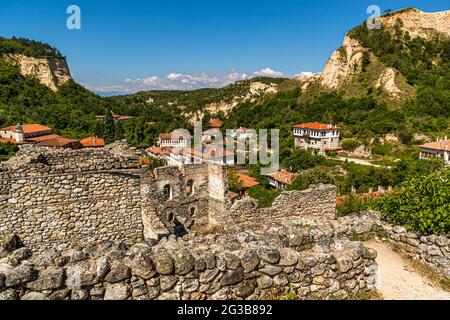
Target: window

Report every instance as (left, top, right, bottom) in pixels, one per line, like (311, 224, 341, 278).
(190, 208, 196, 216)
(186, 180, 194, 196)
(163, 184, 172, 201)
(168, 213, 174, 222)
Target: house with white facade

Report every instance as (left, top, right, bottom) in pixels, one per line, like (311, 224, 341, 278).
(419, 139, 450, 165)
(0, 124, 52, 144)
(293, 122, 342, 154)
(158, 132, 191, 149)
(229, 128, 257, 140)
(265, 170, 299, 189)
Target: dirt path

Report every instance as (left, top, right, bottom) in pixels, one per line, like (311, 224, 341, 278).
(333, 157, 391, 168)
(365, 240, 450, 300)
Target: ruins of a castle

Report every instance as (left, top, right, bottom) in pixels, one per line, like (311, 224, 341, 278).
(0, 142, 448, 300)
(0, 141, 336, 250)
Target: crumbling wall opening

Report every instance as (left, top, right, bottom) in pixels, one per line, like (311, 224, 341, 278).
(186, 179, 194, 196)
(163, 184, 172, 201)
(140, 164, 229, 239)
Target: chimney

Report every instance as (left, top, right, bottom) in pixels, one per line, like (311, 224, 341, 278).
(15, 123, 25, 143)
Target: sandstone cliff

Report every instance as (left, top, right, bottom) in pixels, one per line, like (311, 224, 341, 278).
(184, 81, 279, 124)
(3, 53, 72, 91)
(298, 8, 450, 100)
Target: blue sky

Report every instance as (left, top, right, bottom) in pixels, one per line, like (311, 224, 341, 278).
(0, 0, 449, 94)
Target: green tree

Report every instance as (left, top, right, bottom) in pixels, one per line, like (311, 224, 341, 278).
(372, 169, 450, 235)
(104, 111, 117, 144)
(289, 167, 335, 191)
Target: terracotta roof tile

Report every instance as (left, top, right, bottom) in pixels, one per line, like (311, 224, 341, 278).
(266, 171, 299, 185)
(236, 173, 259, 189)
(80, 137, 105, 148)
(37, 137, 79, 148)
(293, 122, 340, 131)
(419, 140, 450, 152)
(0, 124, 52, 134)
(26, 134, 61, 143)
(147, 146, 173, 156)
(209, 118, 224, 128)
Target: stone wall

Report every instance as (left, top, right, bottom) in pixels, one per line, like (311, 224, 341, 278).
(227, 184, 337, 228)
(140, 164, 229, 239)
(0, 230, 378, 300)
(385, 226, 450, 279)
(0, 142, 143, 252)
(278, 211, 450, 280)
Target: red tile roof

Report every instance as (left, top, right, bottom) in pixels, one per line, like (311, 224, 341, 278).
(336, 191, 394, 206)
(26, 134, 61, 143)
(266, 171, 299, 185)
(159, 133, 173, 140)
(147, 146, 173, 156)
(236, 173, 259, 189)
(293, 122, 340, 131)
(80, 137, 105, 148)
(37, 137, 79, 148)
(159, 132, 191, 141)
(0, 124, 52, 134)
(419, 140, 450, 152)
(209, 118, 224, 128)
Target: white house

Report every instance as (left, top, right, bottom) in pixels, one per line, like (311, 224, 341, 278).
(0, 124, 53, 144)
(158, 132, 191, 149)
(419, 139, 450, 165)
(265, 170, 299, 189)
(293, 122, 341, 154)
(229, 128, 257, 140)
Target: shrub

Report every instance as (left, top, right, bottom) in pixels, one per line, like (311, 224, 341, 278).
(371, 141, 393, 156)
(372, 169, 450, 235)
(341, 139, 360, 152)
(337, 195, 370, 217)
(289, 167, 335, 191)
(0, 142, 19, 160)
(248, 186, 280, 208)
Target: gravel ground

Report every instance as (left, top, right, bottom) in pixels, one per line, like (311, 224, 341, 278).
(366, 240, 450, 300)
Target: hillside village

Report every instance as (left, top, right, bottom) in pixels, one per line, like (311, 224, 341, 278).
(0, 7, 449, 301)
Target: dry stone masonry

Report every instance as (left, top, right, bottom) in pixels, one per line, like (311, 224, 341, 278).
(0, 142, 143, 251)
(0, 142, 338, 251)
(1, 142, 448, 300)
(0, 221, 378, 300)
(385, 225, 450, 279)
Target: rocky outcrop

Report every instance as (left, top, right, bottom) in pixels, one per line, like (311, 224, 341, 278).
(2, 53, 72, 91)
(374, 68, 403, 99)
(319, 36, 367, 90)
(381, 8, 450, 39)
(298, 8, 450, 100)
(185, 81, 279, 124)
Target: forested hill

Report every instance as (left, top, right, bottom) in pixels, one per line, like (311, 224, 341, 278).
(0, 37, 188, 141)
(0, 7, 449, 149)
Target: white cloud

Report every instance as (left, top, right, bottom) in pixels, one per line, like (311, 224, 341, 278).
(253, 67, 284, 78)
(84, 67, 317, 95)
(167, 73, 183, 80)
(294, 71, 317, 78)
